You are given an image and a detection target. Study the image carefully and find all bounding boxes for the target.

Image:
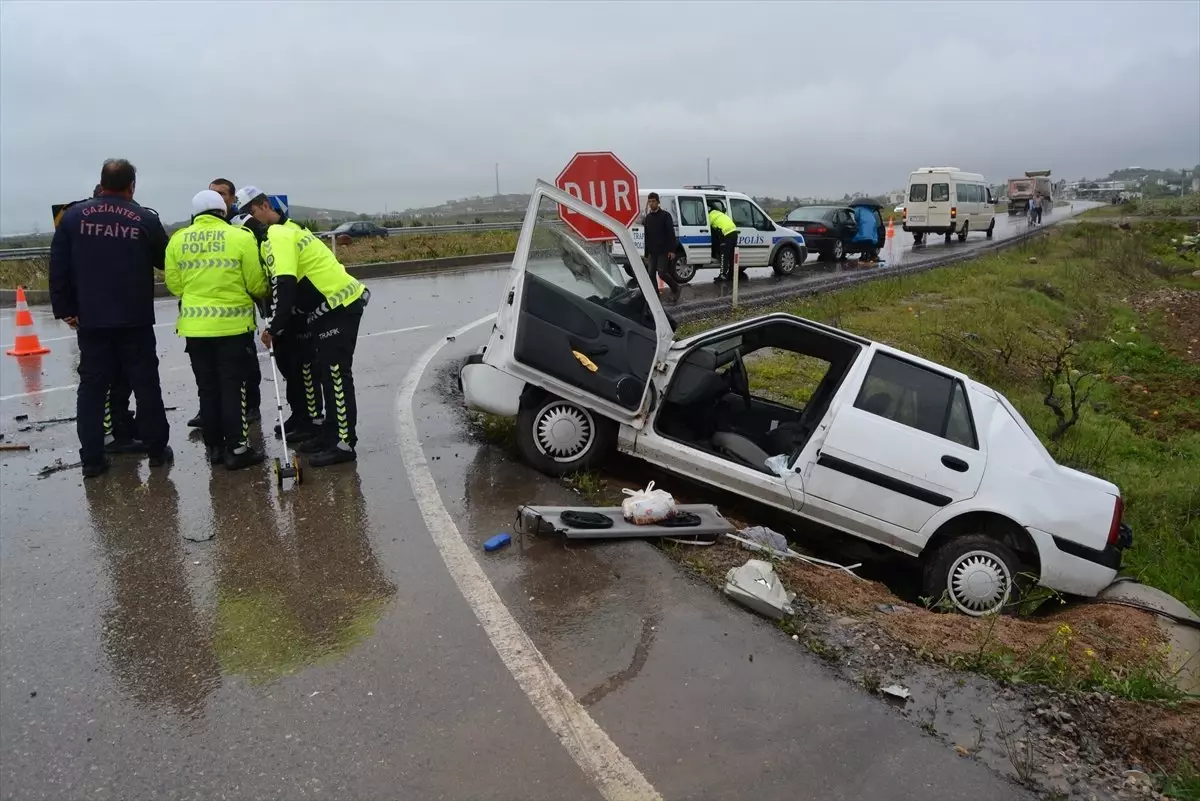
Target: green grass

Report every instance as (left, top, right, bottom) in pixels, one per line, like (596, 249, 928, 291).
(1082, 194, 1200, 219)
(0, 230, 521, 291)
(684, 220, 1200, 612)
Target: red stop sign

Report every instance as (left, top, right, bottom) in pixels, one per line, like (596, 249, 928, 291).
(555, 151, 640, 242)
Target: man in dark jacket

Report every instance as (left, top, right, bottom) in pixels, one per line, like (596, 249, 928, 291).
(49, 159, 173, 477)
(641, 193, 681, 302)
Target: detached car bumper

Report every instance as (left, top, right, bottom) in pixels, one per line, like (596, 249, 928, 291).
(459, 351, 524, 418)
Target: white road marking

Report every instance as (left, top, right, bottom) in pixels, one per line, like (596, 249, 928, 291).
(2, 321, 175, 349)
(395, 313, 661, 801)
(0, 365, 191, 402)
(2, 324, 433, 401)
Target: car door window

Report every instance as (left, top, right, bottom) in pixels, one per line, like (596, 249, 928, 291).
(909, 184, 928, 203)
(729, 198, 757, 229)
(749, 203, 773, 231)
(931, 183, 950, 203)
(678, 196, 707, 227)
(854, 353, 977, 447)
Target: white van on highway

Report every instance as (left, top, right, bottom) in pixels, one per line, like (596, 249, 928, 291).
(902, 168, 996, 245)
(611, 186, 807, 283)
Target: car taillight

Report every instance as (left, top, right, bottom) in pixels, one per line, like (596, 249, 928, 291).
(1107, 496, 1124, 546)
(950, 207, 958, 219)
(809, 225, 828, 234)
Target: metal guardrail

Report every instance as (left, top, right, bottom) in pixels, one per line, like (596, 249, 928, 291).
(0, 220, 528, 261)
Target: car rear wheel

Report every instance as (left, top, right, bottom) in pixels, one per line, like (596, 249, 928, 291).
(923, 534, 1025, 616)
(957, 222, 969, 243)
(771, 245, 801, 276)
(912, 232, 925, 246)
(516, 391, 615, 477)
(671, 252, 695, 284)
(985, 219, 995, 239)
(832, 240, 846, 261)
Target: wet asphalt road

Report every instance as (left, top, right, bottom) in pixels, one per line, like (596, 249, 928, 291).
(666, 202, 1094, 306)
(1, 262, 1030, 798)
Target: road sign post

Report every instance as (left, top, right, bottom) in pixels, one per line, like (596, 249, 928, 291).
(554, 152, 640, 242)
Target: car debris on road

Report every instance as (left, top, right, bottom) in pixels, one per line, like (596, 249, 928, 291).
(723, 559, 794, 620)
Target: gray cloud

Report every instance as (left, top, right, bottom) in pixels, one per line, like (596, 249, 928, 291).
(2, 0, 1198, 233)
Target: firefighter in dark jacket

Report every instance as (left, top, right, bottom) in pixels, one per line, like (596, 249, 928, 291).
(49, 159, 173, 478)
(641, 192, 681, 303)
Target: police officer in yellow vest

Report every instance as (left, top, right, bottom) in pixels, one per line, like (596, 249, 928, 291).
(707, 204, 739, 282)
(165, 190, 269, 470)
(238, 186, 369, 468)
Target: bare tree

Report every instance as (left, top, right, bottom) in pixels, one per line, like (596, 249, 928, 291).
(1037, 333, 1098, 443)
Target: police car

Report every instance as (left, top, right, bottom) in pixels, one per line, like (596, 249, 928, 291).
(611, 186, 807, 283)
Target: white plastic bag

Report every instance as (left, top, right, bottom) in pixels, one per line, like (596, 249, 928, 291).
(620, 481, 676, 525)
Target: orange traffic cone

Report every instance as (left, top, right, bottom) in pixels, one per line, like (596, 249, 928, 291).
(6, 287, 51, 357)
(886, 217, 895, 239)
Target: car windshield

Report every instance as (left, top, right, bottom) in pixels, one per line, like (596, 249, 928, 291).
(785, 207, 836, 222)
(527, 200, 626, 300)
(333, 222, 353, 233)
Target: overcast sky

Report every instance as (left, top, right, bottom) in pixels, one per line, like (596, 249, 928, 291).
(2, 0, 1198, 234)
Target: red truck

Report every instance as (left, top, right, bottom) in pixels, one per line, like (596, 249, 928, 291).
(1007, 170, 1053, 216)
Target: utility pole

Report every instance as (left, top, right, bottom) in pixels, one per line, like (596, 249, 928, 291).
(495, 163, 500, 197)
(706, 157, 711, 184)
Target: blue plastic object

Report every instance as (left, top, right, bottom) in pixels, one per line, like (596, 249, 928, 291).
(483, 533, 511, 552)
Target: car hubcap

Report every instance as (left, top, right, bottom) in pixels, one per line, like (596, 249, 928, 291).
(533, 402, 594, 462)
(947, 550, 1011, 615)
(834, 242, 843, 258)
(674, 257, 694, 281)
(778, 249, 797, 272)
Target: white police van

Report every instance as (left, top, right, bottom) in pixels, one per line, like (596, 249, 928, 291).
(611, 186, 807, 283)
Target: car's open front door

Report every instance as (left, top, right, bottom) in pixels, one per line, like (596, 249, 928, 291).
(482, 180, 674, 427)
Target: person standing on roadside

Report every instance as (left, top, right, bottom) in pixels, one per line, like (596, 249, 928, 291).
(238, 186, 368, 467)
(707, 203, 739, 282)
(165, 190, 269, 470)
(641, 193, 681, 303)
(49, 158, 173, 478)
(186, 178, 263, 430)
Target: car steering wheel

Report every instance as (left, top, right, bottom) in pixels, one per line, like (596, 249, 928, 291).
(729, 350, 752, 410)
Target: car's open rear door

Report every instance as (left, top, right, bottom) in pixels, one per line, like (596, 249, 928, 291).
(481, 180, 674, 428)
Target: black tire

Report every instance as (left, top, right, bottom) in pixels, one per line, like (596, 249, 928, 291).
(515, 391, 616, 477)
(957, 222, 969, 243)
(985, 219, 995, 239)
(912, 232, 925, 246)
(922, 533, 1026, 616)
(832, 239, 846, 261)
(670, 252, 695, 284)
(771, 244, 801, 276)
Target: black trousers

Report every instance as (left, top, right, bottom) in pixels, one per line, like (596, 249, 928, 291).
(274, 319, 323, 427)
(77, 327, 169, 465)
(185, 333, 254, 452)
(644, 253, 680, 293)
(719, 231, 739, 278)
(105, 371, 137, 441)
(246, 342, 262, 411)
(310, 298, 365, 448)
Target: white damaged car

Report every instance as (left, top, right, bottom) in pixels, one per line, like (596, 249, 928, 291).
(460, 181, 1133, 616)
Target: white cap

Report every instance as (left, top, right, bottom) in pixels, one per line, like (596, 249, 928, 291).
(234, 185, 265, 210)
(191, 189, 227, 216)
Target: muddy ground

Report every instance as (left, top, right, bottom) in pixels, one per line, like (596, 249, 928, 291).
(524, 464, 1200, 801)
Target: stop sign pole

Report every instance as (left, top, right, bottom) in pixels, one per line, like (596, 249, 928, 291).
(554, 151, 640, 242)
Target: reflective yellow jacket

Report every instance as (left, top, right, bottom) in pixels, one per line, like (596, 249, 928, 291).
(261, 219, 365, 335)
(165, 213, 268, 337)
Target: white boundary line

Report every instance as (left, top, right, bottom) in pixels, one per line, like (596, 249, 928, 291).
(395, 313, 662, 801)
(1, 325, 432, 401)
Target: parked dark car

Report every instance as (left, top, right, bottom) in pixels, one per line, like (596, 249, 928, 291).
(318, 221, 390, 243)
(781, 201, 885, 262)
